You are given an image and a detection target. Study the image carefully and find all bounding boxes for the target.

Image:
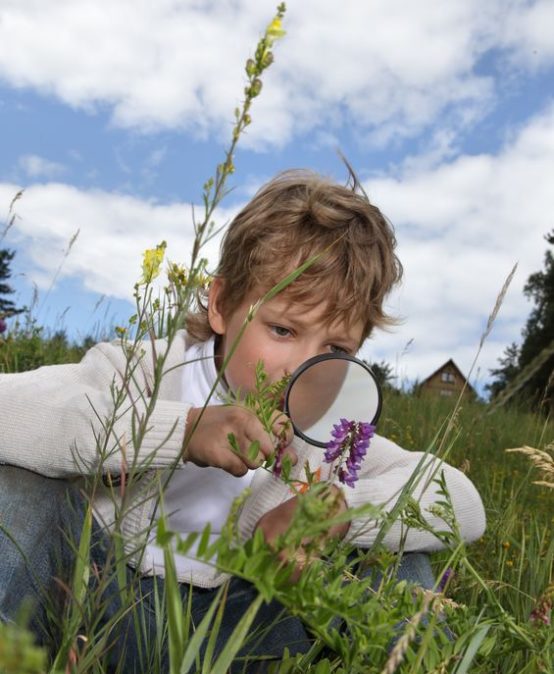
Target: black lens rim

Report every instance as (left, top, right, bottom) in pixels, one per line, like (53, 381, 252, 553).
(283, 352, 382, 448)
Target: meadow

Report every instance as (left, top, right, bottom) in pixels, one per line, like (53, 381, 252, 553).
(0, 6, 552, 671)
(0, 317, 552, 673)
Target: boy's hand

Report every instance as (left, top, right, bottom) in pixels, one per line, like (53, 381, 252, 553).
(183, 405, 295, 476)
(255, 486, 350, 582)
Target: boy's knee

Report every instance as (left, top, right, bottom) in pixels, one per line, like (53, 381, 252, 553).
(0, 464, 70, 499)
(0, 466, 84, 597)
(0, 465, 81, 536)
(395, 552, 435, 590)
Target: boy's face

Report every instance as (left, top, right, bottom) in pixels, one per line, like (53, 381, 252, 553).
(208, 278, 364, 395)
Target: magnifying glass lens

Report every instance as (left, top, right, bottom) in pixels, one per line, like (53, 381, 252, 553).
(284, 354, 381, 448)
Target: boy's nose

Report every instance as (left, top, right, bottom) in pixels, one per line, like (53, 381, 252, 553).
(286, 346, 323, 378)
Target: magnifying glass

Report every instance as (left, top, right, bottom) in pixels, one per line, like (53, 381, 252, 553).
(283, 353, 382, 448)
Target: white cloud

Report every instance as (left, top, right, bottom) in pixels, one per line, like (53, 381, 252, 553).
(0, 0, 550, 149)
(363, 102, 554, 387)
(502, 0, 554, 69)
(1, 100, 553, 390)
(18, 154, 65, 179)
(0, 181, 231, 300)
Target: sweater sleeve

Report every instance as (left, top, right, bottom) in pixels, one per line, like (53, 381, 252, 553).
(338, 434, 486, 551)
(0, 336, 190, 478)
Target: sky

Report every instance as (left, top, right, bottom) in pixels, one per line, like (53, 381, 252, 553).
(1, 0, 553, 394)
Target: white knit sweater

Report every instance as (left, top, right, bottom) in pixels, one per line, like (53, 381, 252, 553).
(0, 330, 486, 588)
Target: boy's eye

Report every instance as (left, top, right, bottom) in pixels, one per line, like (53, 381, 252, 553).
(271, 325, 292, 337)
(330, 344, 351, 355)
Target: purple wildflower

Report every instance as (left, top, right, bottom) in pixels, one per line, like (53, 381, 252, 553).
(324, 418, 375, 488)
(0, 318, 6, 334)
(530, 596, 552, 627)
(272, 430, 291, 479)
(273, 442, 285, 478)
(438, 567, 454, 593)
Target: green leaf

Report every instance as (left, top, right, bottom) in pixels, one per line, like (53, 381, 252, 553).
(164, 546, 185, 674)
(179, 585, 226, 674)
(209, 594, 264, 674)
(175, 531, 199, 557)
(197, 522, 213, 559)
(50, 504, 92, 671)
(156, 514, 174, 547)
(281, 454, 293, 480)
(73, 504, 92, 606)
(314, 659, 332, 674)
(453, 624, 491, 674)
(227, 432, 240, 454)
(202, 585, 229, 674)
(247, 439, 261, 461)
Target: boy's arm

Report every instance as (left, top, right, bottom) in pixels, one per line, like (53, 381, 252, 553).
(337, 434, 486, 551)
(0, 336, 189, 478)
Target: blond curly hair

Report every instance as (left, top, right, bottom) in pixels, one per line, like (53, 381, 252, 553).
(186, 169, 402, 344)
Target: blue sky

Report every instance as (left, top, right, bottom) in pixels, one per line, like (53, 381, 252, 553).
(1, 0, 553, 391)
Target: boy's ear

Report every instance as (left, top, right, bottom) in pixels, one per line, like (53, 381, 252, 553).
(207, 277, 227, 335)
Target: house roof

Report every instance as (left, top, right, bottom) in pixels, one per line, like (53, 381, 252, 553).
(419, 358, 476, 394)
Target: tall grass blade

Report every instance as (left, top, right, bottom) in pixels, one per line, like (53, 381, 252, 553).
(209, 593, 264, 674)
(164, 546, 185, 674)
(201, 584, 228, 674)
(479, 263, 517, 348)
(50, 503, 92, 671)
(452, 624, 491, 674)
(36, 228, 81, 319)
(179, 585, 226, 674)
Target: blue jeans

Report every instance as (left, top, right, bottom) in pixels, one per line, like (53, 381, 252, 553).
(0, 465, 436, 673)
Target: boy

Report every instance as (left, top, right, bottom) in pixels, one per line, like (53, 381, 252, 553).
(0, 170, 486, 672)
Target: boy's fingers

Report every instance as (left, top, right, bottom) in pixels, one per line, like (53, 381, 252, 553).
(226, 461, 250, 477)
(242, 414, 277, 462)
(242, 432, 273, 467)
(269, 410, 297, 466)
(270, 410, 294, 447)
(281, 445, 298, 466)
(220, 449, 251, 476)
(229, 407, 293, 459)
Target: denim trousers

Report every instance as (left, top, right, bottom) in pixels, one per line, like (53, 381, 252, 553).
(0, 465, 436, 673)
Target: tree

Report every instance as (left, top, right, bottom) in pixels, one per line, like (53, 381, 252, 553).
(364, 359, 396, 389)
(488, 230, 554, 407)
(0, 248, 24, 327)
(486, 342, 519, 400)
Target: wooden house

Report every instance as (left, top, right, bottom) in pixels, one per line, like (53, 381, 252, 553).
(418, 359, 475, 399)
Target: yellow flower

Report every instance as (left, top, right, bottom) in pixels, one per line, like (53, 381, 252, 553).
(195, 271, 211, 290)
(167, 263, 211, 291)
(266, 17, 286, 40)
(140, 241, 167, 284)
(167, 262, 188, 287)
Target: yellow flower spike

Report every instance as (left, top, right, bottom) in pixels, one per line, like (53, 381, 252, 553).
(266, 17, 286, 40)
(140, 241, 167, 285)
(195, 272, 211, 290)
(167, 262, 188, 287)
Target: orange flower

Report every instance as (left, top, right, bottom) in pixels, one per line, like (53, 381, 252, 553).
(291, 467, 321, 494)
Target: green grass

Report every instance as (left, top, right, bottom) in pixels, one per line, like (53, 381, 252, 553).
(380, 391, 553, 673)
(1, 333, 552, 672)
(0, 318, 99, 374)
(380, 391, 552, 529)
